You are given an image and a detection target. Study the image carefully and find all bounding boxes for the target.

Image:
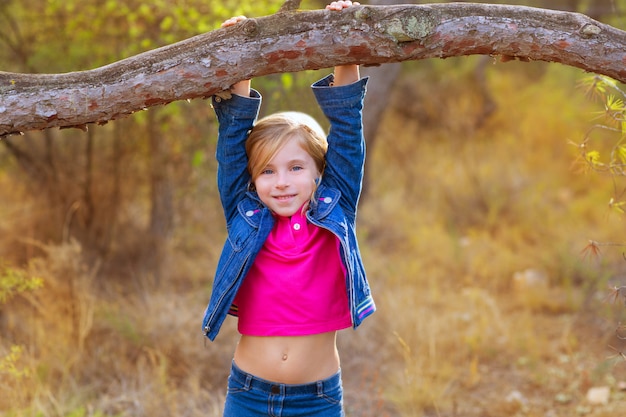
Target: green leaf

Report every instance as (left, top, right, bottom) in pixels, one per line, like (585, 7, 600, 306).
(0, 263, 43, 305)
(606, 95, 624, 113)
(191, 150, 204, 168)
(281, 73, 294, 90)
(160, 15, 174, 32)
(585, 150, 601, 167)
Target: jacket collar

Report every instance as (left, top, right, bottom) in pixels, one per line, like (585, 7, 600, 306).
(236, 185, 341, 226)
(310, 184, 340, 219)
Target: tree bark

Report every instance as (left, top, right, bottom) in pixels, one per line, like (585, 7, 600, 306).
(1, 3, 624, 136)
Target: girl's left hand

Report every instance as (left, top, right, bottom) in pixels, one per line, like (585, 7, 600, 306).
(326, 1, 360, 11)
(221, 15, 247, 28)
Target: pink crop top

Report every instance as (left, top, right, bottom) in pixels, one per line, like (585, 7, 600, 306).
(231, 209, 352, 336)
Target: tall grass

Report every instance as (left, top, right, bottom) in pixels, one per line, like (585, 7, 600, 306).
(359, 59, 626, 415)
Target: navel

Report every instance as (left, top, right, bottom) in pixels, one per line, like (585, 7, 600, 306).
(282, 353, 288, 361)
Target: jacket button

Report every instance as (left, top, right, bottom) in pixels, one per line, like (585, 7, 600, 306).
(214, 96, 222, 103)
(245, 210, 254, 217)
(323, 197, 332, 204)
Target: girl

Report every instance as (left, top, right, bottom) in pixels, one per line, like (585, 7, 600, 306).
(201, 2, 375, 415)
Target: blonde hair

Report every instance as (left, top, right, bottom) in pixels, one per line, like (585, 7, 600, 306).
(246, 111, 328, 182)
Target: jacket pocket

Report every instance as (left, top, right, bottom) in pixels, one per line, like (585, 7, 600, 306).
(226, 219, 255, 252)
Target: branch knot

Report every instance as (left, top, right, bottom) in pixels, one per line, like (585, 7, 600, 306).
(278, 0, 301, 13)
(580, 23, 601, 38)
(241, 18, 259, 36)
(383, 16, 436, 43)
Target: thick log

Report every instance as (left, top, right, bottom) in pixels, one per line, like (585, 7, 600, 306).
(1, 3, 624, 136)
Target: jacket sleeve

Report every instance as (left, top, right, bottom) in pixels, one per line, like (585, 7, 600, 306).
(312, 75, 369, 218)
(212, 90, 262, 223)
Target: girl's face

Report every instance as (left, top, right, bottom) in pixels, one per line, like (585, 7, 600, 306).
(253, 137, 319, 217)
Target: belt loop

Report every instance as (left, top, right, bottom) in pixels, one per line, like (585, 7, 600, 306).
(317, 380, 324, 396)
(245, 374, 253, 390)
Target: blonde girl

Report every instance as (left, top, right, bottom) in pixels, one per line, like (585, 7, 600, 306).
(201, 2, 374, 415)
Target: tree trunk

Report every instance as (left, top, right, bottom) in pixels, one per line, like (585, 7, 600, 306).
(147, 108, 173, 287)
(359, 0, 404, 200)
(584, 0, 618, 21)
(1, 3, 625, 136)
(539, 0, 579, 13)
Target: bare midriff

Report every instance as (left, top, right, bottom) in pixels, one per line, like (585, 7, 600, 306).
(233, 331, 340, 384)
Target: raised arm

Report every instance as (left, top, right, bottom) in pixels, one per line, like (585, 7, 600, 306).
(333, 65, 360, 87)
(326, 1, 361, 87)
(212, 16, 258, 222)
(312, 75, 368, 216)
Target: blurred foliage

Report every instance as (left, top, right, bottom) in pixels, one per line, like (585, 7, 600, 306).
(0, 0, 318, 273)
(0, 0, 287, 72)
(576, 75, 626, 181)
(0, 261, 43, 304)
(0, 261, 42, 409)
(360, 60, 626, 415)
(574, 75, 626, 256)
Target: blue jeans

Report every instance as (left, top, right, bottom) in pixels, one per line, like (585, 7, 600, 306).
(223, 361, 345, 417)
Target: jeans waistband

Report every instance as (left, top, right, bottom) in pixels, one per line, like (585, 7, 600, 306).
(230, 361, 341, 396)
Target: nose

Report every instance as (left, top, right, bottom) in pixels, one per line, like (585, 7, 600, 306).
(275, 171, 289, 188)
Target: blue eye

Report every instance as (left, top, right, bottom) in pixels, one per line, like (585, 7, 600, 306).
(292, 166, 303, 171)
(261, 169, 273, 175)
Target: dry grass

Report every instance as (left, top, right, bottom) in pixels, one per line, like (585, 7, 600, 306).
(2, 59, 626, 417)
(355, 59, 626, 416)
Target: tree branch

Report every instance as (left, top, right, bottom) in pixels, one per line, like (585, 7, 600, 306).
(1, 3, 625, 136)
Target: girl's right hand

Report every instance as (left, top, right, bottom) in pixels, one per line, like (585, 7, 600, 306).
(221, 15, 247, 28)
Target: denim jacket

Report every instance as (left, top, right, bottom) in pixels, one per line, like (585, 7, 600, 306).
(202, 74, 375, 341)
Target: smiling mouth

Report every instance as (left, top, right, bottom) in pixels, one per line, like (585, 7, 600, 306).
(274, 194, 296, 201)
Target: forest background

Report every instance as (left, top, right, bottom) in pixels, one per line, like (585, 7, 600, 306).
(2, 0, 626, 416)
